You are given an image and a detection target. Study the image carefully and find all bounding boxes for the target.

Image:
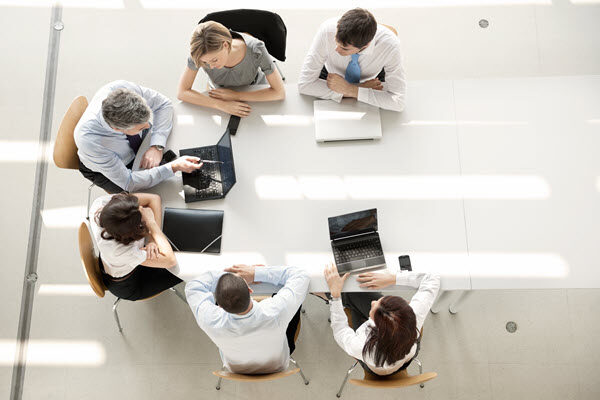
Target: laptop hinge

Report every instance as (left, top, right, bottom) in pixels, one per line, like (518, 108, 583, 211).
(332, 230, 376, 242)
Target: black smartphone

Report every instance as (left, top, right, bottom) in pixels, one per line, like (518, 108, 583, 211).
(227, 115, 241, 135)
(160, 150, 177, 165)
(399, 255, 412, 271)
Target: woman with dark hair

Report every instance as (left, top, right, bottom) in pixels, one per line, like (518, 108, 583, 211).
(324, 264, 440, 376)
(89, 193, 182, 301)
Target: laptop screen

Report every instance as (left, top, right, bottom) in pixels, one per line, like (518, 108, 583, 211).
(217, 131, 236, 195)
(328, 208, 378, 240)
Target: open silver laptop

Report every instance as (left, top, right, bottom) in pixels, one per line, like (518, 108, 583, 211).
(314, 99, 382, 142)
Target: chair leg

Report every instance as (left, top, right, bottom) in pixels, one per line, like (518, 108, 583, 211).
(336, 360, 359, 398)
(301, 307, 306, 314)
(413, 358, 424, 388)
(215, 376, 222, 390)
(169, 287, 187, 304)
(112, 298, 123, 333)
(289, 357, 309, 385)
(86, 183, 95, 220)
(274, 60, 286, 81)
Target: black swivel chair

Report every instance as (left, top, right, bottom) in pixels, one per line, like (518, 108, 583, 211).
(199, 9, 287, 80)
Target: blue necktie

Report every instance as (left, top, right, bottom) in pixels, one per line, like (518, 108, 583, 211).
(345, 54, 361, 84)
(126, 129, 148, 154)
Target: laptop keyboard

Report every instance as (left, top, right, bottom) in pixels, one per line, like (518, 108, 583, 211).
(333, 237, 383, 264)
(188, 147, 222, 198)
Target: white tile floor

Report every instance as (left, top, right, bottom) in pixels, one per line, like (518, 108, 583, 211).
(2, 1, 600, 399)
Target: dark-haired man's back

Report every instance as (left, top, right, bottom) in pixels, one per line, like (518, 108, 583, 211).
(185, 266, 309, 374)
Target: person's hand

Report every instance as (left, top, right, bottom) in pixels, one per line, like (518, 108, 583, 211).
(217, 100, 252, 118)
(359, 78, 383, 91)
(326, 73, 358, 97)
(138, 206, 155, 224)
(170, 156, 203, 173)
(324, 263, 349, 298)
(140, 146, 163, 169)
(224, 264, 264, 284)
(356, 272, 396, 289)
(209, 88, 239, 101)
(141, 242, 159, 260)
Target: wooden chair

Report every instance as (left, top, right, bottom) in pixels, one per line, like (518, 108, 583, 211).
(78, 221, 186, 333)
(335, 308, 437, 398)
(381, 24, 398, 36)
(213, 297, 309, 390)
(53, 96, 97, 217)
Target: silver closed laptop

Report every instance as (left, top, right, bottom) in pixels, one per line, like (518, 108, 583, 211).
(314, 99, 382, 142)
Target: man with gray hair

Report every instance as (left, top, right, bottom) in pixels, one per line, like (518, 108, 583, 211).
(75, 80, 203, 193)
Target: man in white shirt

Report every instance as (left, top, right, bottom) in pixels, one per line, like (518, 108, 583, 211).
(298, 8, 406, 112)
(185, 264, 310, 374)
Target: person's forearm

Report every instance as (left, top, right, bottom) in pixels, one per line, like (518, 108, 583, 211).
(298, 79, 343, 102)
(177, 88, 223, 111)
(147, 221, 173, 257)
(234, 87, 285, 102)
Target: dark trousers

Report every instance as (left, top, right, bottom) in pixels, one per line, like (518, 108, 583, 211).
(319, 66, 386, 82)
(100, 257, 182, 301)
(285, 306, 302, 355)
(341, 292, 412, 375)
(79, 160, 133, 194)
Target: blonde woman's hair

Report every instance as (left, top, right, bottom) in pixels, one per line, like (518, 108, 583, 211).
(190, 21, 232, 68)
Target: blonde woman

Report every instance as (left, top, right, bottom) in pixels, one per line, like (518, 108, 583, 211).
(177, 21, 285, 118)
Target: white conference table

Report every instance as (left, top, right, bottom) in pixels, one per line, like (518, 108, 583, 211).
(134, 76, 600, 297)
(134, 83, 470, 293)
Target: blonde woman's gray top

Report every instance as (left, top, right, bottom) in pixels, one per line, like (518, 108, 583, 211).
(187, 31, 275, 87)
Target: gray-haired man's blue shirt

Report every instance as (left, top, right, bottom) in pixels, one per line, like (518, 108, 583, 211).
(74, 80, 175, 192)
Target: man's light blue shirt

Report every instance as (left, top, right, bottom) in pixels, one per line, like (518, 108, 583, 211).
(74, 80, 175, 192)
(185, 266, 310, 374)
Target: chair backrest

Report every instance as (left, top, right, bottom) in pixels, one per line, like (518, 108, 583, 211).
(381, 24, 398, 37)
(78, 221, 106, 298)
(212, 368, 300, 382)
(54, 96, 88, 170)
(199, 9, 287, 62)
(350, 370, 437, 388)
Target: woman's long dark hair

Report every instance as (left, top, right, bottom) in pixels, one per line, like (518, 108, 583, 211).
(362, 295, 417, 368)
(95, 193, 148, 245)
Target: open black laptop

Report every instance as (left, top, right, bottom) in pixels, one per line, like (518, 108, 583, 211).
(328, 209, 386, 275)
(180, 131, 236, 203)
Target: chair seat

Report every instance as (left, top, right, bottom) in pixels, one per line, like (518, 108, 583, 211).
(213, 368, 300, 382)
(350, 371, 437, 388)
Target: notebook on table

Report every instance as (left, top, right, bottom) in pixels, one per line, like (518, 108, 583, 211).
(162, 207, 224, 253)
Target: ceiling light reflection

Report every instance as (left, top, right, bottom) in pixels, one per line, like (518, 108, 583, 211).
(0, 140, 53, 163)
(0, 340, 106, 366)
(41, 206, 86, 228)
(469, 253, 568, 278)
(261, 115, 313, 126)
(177, 115, 194, 125)
(38, 284, 94, 296)
(255, 175, 550, 200)
(138, 0, 550, 9)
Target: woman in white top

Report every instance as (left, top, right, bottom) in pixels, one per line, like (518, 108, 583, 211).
(324, 264, 440, 376)
(177, 21, 285, 118)
(90, 192, 181, 301)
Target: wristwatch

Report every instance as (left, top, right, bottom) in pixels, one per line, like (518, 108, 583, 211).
(152, 145, 165, 151)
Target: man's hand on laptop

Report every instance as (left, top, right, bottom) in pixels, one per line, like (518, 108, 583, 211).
(170, 156, 204, 173)
(225, 264, 265, 284)
(356, 272, 395, 290)
(324, 263, 349, 299)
